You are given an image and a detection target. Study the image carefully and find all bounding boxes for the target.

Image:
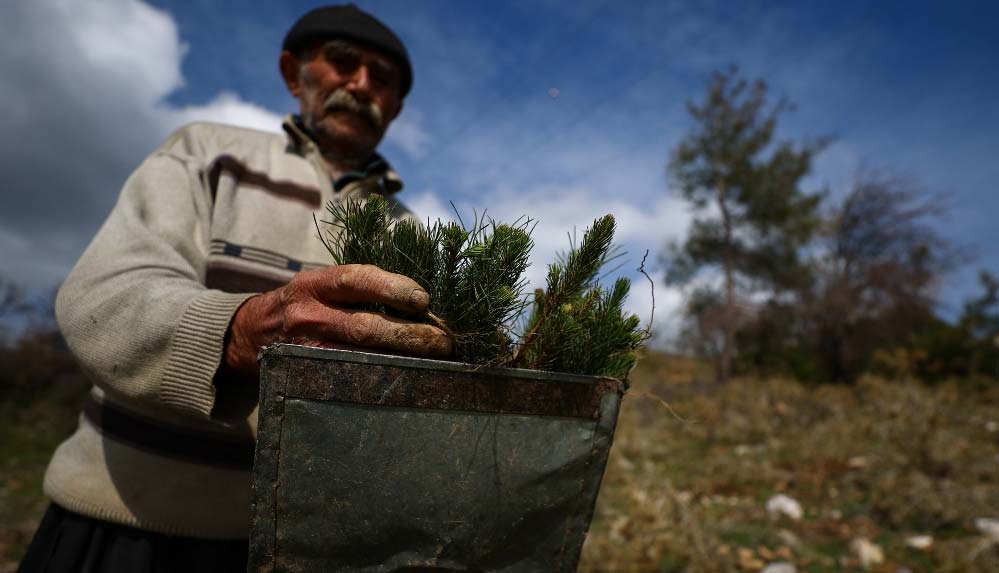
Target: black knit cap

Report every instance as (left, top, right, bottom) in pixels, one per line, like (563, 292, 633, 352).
(282, 4, 413, 97)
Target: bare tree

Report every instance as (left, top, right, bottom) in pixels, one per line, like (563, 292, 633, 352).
(0, 277, 28, 320)
(804, 169, 961, 381)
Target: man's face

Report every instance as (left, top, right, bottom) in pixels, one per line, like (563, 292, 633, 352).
(284, 39, 403, 160)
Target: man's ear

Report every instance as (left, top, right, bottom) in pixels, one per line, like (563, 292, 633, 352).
(279, 51, 302, 98)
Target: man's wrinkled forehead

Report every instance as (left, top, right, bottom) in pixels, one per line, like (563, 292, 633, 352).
(305, 38, 399, 73)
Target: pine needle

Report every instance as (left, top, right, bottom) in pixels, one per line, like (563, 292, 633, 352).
(316, 196, 647, 378)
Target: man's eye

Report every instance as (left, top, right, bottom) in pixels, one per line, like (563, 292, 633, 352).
(370, 63, 399, 88)
(370, 69, 391, 86)
(324, 46, 360, 72)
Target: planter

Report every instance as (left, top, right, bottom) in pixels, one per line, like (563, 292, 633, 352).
(249, 344, 625, 572)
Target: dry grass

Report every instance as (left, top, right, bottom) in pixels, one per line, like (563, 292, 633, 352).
(579, 352, 999, 572)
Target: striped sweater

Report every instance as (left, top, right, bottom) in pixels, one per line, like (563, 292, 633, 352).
(44, 117, 410, 539)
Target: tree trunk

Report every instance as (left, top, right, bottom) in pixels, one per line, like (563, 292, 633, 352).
(721, 256, 734, 383)
(718, 186, 734, 383)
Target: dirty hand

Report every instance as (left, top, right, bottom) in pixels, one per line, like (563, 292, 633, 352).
(223, 264, 452, 377)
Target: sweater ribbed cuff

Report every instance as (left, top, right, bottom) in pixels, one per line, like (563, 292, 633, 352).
(160, 290, 257, 419)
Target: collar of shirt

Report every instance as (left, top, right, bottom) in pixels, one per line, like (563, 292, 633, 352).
(282, 115, 403, 194)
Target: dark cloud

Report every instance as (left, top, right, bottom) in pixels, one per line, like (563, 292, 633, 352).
(0, 0, 281, 289)
(0, 1, 178, 287)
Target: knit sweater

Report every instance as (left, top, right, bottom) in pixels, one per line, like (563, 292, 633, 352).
(43, 117, 411, 539)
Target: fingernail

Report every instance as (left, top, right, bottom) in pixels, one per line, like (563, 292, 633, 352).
(409, 288, 429, 309)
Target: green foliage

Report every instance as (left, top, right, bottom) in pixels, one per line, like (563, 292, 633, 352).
(318, 197, 531, 364)
(316, 196, 646, 379)
(665, 70, 991, 387)
(665, 67, 828, 383)
(518, 276, 645, 378)
(514, 215, 646, 377)
(880, 270, 999, 383)
(957, 270, 999, 378)
(665, 67, 827, 292)
(729, 172, 983, 385)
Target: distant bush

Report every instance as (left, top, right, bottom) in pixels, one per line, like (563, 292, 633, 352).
(0, 278, 89, 420)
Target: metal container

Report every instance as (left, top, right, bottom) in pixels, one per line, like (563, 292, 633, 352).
(249, 344, 624, 572)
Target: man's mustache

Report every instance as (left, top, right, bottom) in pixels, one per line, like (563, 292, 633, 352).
(323, 89, 384, 131)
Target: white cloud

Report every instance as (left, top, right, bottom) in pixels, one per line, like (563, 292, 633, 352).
(402, 190, 454, 225)
(0, 0, 284, 289)
(167, 92, 284, 134)
(58, 0, 186, 104)
(384, 109, 432, 159)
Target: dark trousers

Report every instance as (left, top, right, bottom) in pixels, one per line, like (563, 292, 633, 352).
(18, 504, 248, 573)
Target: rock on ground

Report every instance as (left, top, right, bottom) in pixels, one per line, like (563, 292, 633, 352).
(849, 537, 884, 569)
(974, 517, 999, 542)
(905, 535, 933, 550)
(761, 562, 796, 573)
(765, 494, 803, 520)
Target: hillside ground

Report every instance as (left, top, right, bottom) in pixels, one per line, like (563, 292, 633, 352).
(2, 352, 997, 572)
(579, 353, 999, 572)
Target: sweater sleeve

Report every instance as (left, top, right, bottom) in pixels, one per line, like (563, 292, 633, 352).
(55, 126, 255, 420)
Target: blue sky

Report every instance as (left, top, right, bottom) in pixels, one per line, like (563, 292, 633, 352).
(0, 0, 996, 338)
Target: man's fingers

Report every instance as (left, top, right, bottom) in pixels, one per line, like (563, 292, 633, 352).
(279, 265, 452, 358)
(306, 264, 430, 313)
(335, 310, 452, 357)
(287, 301, 451, 358)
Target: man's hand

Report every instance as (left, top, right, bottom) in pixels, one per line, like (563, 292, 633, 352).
(223, 264, 451, 377)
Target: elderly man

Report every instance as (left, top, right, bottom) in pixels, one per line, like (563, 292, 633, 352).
(19, 5, 446, 572)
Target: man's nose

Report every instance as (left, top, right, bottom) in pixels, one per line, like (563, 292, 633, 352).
(346, 64, 372, 99)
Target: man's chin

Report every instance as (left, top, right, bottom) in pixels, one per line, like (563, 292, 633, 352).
(326, 110, 381, 133)
(313, 123, 380, 159)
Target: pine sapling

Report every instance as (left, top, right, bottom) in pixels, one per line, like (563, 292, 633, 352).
(315, 196, 648, 380)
